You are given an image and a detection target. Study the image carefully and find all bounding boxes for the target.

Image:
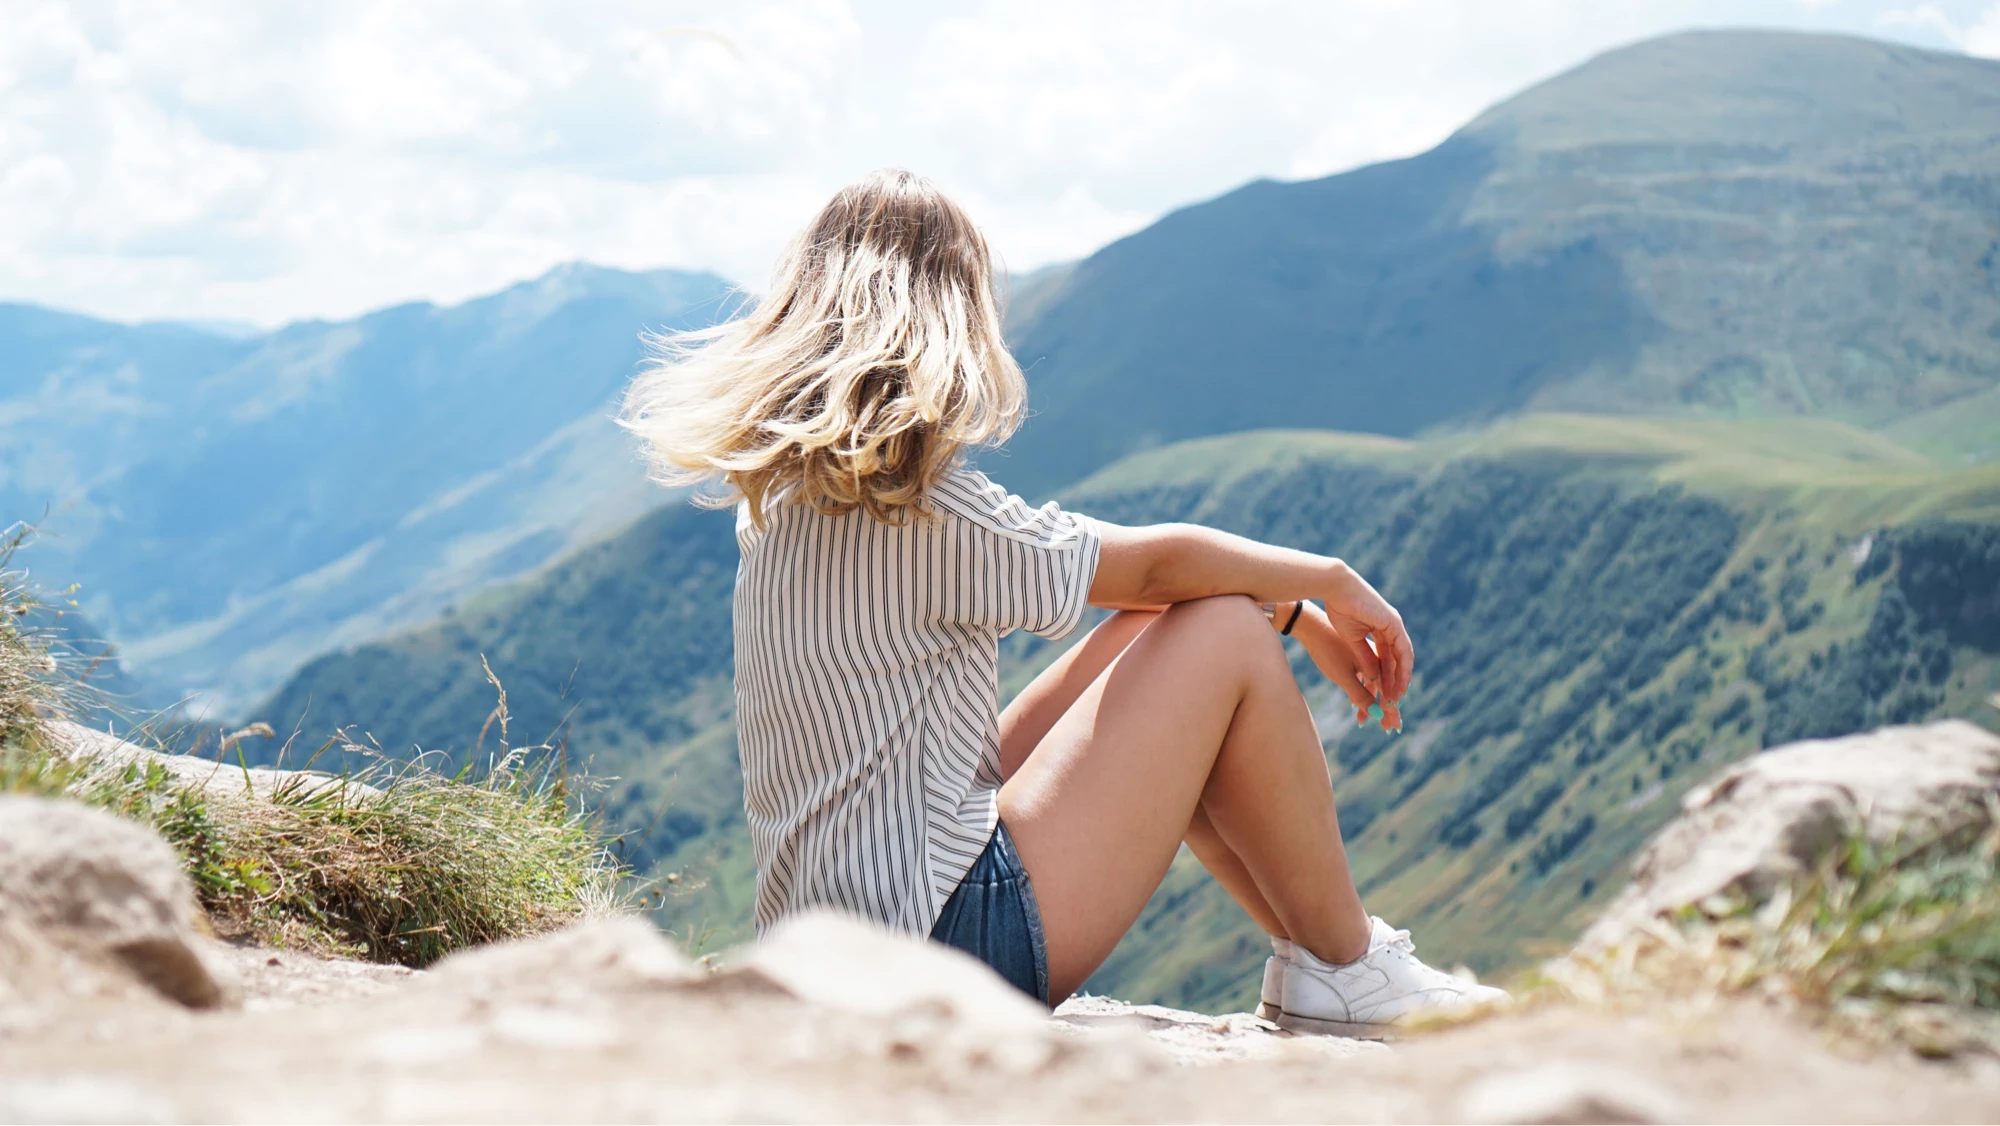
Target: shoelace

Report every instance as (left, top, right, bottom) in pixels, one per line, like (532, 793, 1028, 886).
(1371, 923, 1416, 958)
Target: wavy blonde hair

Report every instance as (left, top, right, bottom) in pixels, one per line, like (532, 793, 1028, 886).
(620, 170, 1025, 526)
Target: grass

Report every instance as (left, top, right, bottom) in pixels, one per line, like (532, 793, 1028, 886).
(0, 527, 628, 967)
(1537, 820, 2000, 1057)
(1063, 413, 2000, 532)
(0, 523, 68, 751)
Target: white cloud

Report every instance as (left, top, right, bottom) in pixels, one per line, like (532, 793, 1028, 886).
(1880, 0, 2000, 52)
(1, 0, 1990, 325)
(1964, 3, 2000, 53)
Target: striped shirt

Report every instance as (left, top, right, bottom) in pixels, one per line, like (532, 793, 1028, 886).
(733, 467, 1102, 935)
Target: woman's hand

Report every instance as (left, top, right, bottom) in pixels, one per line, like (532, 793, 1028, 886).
(1292, 602, 1403, 732)
(1088, 522, 1414, 725)
(1319, 562, 1413, 709)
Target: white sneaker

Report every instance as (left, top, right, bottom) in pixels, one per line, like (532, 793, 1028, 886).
(1275, 917, 1506, 1038)
(1255, 935, 1293, 1021)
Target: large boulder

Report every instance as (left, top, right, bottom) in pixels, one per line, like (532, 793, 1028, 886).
(1583, 719, 2000, 948)
(0, 795, 238, 1010)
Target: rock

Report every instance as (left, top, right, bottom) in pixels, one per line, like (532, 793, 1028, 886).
(427, 916, 698, 994)
(1457, 1061, 1683, 1124)
(43, 721, 377, 802)
(0, 1074, 175, 1124)
(220, 942, 416, 1011)
(1584, 720, 2000, 947)
(737, 909, 1050, 1031)
(1052, 995, 1389, 1064)
(717, 911, 1083, 1078)
(0, 796, 238, 1010)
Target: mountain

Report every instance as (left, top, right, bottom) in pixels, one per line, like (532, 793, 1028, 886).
(0, 264, 735, 712)
(992, 30, 2000, 496)
(247, 411, 2000, 988)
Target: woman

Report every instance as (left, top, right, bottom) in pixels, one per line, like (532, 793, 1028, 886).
(622, 170, 1503, 1035)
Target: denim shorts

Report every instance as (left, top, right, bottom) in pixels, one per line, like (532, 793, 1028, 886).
(929, 821, 1050, 1005)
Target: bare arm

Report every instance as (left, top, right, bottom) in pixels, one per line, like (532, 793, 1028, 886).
(1089, 522, 1414, 718)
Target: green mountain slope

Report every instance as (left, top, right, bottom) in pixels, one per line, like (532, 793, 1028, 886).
(1, 264, 733, 711)
(249, 414, 2000, 987)
(1062, 417, 2000, 1008)
(995, 30, 2000, 496)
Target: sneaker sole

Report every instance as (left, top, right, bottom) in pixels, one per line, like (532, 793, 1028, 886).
(1272, 1010, 1398, 1040)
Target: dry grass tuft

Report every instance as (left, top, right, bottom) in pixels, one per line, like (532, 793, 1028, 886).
(0, 525, 627, 966)
(1534, 821, 2000, 1057)
(0, 524, 70, 751)
(0, 726, 628, 968)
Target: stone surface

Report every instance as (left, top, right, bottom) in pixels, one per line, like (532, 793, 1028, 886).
(218, 941, 415, 1012)
(428, 915, 698, 993)
(2, 924, 1996, 1123)
(0, 796, 238, 1012)
(1584, 720, 2000, 948)
(1456, 1061, 1683, 1124)
(1053, 995, 1389, 1064)
(44, 721, 378, 802)
(739, 910, 1049, 1030)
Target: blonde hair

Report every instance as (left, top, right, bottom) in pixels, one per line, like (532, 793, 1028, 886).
(620, 170, 1025, 526)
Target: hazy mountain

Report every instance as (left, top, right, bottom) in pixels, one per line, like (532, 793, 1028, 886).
(0, 264, 734, 711)
(993, 30, 2000, 496)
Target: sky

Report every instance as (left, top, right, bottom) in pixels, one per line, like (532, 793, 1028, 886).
(5, 0, 1999, 327)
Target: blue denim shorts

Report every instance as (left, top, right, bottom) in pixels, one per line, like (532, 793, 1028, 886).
(929, 821, 1050, 1005)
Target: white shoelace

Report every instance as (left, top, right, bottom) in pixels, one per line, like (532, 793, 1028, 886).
(1372, 924, 1415, 956)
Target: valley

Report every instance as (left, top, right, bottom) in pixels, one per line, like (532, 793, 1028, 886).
(0, 265, 732, 713)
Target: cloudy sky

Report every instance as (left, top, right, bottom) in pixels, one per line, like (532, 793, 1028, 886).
(6, 0, 1998, 327)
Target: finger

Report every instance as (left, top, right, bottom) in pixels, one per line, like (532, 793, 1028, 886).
(1396, 623, 1415, 699)
(1333, 664, 1375, 714)
(1378, 621, 1414, 701)
(1344, 630, 1383, 695)
(1314, 638, 1377, 713)
(1381, 698, 1403, 732)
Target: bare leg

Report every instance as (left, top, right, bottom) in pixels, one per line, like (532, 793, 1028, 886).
(999, 595, 1370, 1002)
(1001, 611, 1286, 938)
(1184, 805, 1287, 939)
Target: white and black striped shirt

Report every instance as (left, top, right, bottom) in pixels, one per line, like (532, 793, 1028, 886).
(733, 467, 1102, 935)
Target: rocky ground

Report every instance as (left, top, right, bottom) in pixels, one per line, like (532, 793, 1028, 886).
(6, 721, 2000, 1123)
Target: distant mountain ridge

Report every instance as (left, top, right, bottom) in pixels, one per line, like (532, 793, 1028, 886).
(994, 30, 2000, 495)
(0, 264, 735, 711)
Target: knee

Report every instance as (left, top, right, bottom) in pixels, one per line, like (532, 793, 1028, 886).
(1159, 595, 1284, 663)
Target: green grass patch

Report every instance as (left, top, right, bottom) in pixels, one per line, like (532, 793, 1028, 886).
(0, 737, 624, 966)
(0, 529, 627, 967)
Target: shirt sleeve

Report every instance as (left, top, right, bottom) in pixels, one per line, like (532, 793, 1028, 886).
(930, 467, 1102, 640)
